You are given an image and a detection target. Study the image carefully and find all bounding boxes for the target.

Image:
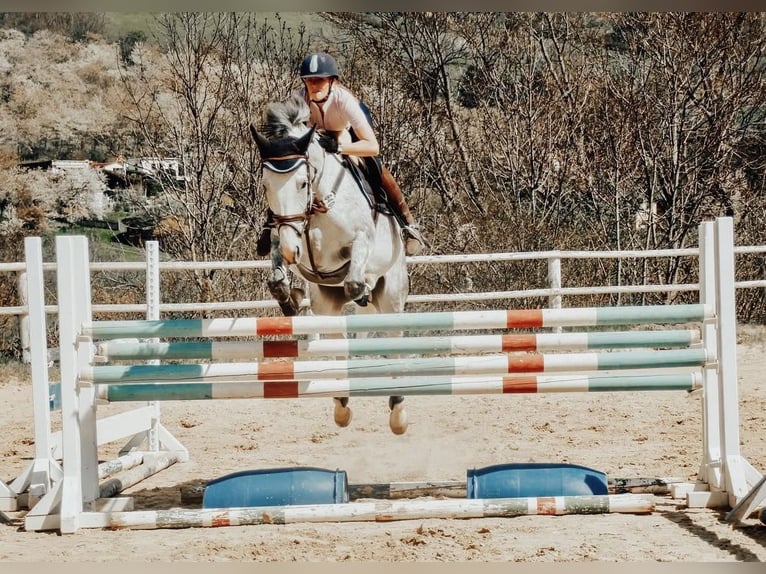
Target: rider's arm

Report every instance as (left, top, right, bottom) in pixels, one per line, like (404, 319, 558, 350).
(333, 89, 379, 158)
(340, 120, 379, 157)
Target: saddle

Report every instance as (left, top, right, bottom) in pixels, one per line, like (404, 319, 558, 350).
(342, 155, 392, 218)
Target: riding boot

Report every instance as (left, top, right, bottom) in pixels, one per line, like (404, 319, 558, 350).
(256, 209, 274, 257)
(379, 165, 425, 256)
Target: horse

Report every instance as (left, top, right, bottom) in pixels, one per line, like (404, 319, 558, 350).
(249, 94, 410, 435)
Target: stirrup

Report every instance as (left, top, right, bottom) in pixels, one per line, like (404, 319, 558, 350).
(402, 225, 425, 256)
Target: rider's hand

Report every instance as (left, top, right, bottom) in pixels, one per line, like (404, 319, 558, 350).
(318, 133, 340, 154)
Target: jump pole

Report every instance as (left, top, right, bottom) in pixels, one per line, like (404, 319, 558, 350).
(83, 347, 707, 385)
(85, 304, 712, 339)
(72, 493, 655, 530)
(95, 329, 701, 361)
(95, 372, 702, 402)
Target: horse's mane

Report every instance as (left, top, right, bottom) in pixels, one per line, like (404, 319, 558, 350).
(263, 93, 310, 139)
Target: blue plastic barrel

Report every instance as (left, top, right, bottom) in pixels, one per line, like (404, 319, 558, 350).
(202, 466, 348, 509)
(466, 462, 608, 499)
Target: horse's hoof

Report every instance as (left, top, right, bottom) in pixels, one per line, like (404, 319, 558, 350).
(344, 280, 367, 302)
(268, 282, 291, 301)
(333, 398, 352, 427)
(278, 301, 298, 316)
(389, 401, 408, 435)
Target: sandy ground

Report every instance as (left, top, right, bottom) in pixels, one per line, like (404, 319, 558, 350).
(1, 334, 765, 562)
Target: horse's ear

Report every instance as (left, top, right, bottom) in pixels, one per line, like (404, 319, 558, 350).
(249, 124, 271, 157)
(294, 126, 316, 154)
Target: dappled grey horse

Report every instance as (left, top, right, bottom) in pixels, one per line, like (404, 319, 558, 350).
(250, 95, 410, 434)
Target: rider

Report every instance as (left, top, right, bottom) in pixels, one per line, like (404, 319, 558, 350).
(257, 51, 425, 258)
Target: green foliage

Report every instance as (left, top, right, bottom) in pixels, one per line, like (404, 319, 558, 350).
(118, 30, 147, 66)
(0, 12, 105, 41)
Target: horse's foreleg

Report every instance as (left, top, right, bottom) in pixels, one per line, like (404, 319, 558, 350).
(372, 268, 410, 436)
(267, 238, 301, 316)
(343, 232, 372, 302)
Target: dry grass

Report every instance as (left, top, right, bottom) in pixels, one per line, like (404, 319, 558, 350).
(737, 324, 766, 346)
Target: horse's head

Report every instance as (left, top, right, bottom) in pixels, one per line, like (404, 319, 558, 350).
(250, 123, 318, 264)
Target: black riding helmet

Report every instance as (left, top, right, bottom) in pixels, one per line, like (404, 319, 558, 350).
(300, 52, 339, 78)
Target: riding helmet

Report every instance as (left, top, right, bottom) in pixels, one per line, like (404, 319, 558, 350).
(300, 52, 339, 78)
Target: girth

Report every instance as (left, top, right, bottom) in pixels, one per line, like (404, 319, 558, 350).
(295, 259, 352, 286)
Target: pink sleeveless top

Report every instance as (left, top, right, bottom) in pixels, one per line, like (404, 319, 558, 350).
(296, 85, 371, 136)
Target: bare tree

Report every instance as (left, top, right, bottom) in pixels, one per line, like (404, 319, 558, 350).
(324, 13, 483, 215)
(118, 12, 309, 307)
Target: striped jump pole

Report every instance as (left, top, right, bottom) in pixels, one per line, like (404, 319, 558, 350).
(97, 452, 145, 480)
(96, 372, 703, 402)
(95, 329, 701, 361)
(84, 303, 713, 340)
(98, 453, 178, 499)
(85, 348, 707, 385)
(73, 493, 655, 530)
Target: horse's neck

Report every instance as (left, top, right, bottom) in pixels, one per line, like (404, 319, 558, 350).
(315, 154, 352, 203)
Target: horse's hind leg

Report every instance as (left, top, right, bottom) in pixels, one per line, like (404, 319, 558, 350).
(310, 285, 353, 428)
(333, 397, 352, 427)
(372, 276, 409, 436)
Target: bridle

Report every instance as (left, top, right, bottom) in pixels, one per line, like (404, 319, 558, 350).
(260, 137, 352, 284)
(261, 148, 327, 238)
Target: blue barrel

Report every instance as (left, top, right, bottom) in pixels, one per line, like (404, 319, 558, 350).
(467, 463, 608, 499)
(202, 467, 348, 509)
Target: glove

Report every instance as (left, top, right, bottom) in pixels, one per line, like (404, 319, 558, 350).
(318, 132, 340, 154)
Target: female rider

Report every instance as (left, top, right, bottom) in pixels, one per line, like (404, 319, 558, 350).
(258, 51, 425, 258)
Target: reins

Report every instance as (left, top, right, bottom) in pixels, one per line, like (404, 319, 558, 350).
(262, 143, 351, 283)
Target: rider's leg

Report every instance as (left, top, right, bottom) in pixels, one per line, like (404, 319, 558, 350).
(379, 165, 425, 256)
(256, 209, 274, 257)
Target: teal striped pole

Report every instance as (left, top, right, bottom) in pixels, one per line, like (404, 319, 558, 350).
(97, 373, 702, 402)
(96, 329, 700, 361)
(86, 348, 707, 384)
(84, 304, 712, 339)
